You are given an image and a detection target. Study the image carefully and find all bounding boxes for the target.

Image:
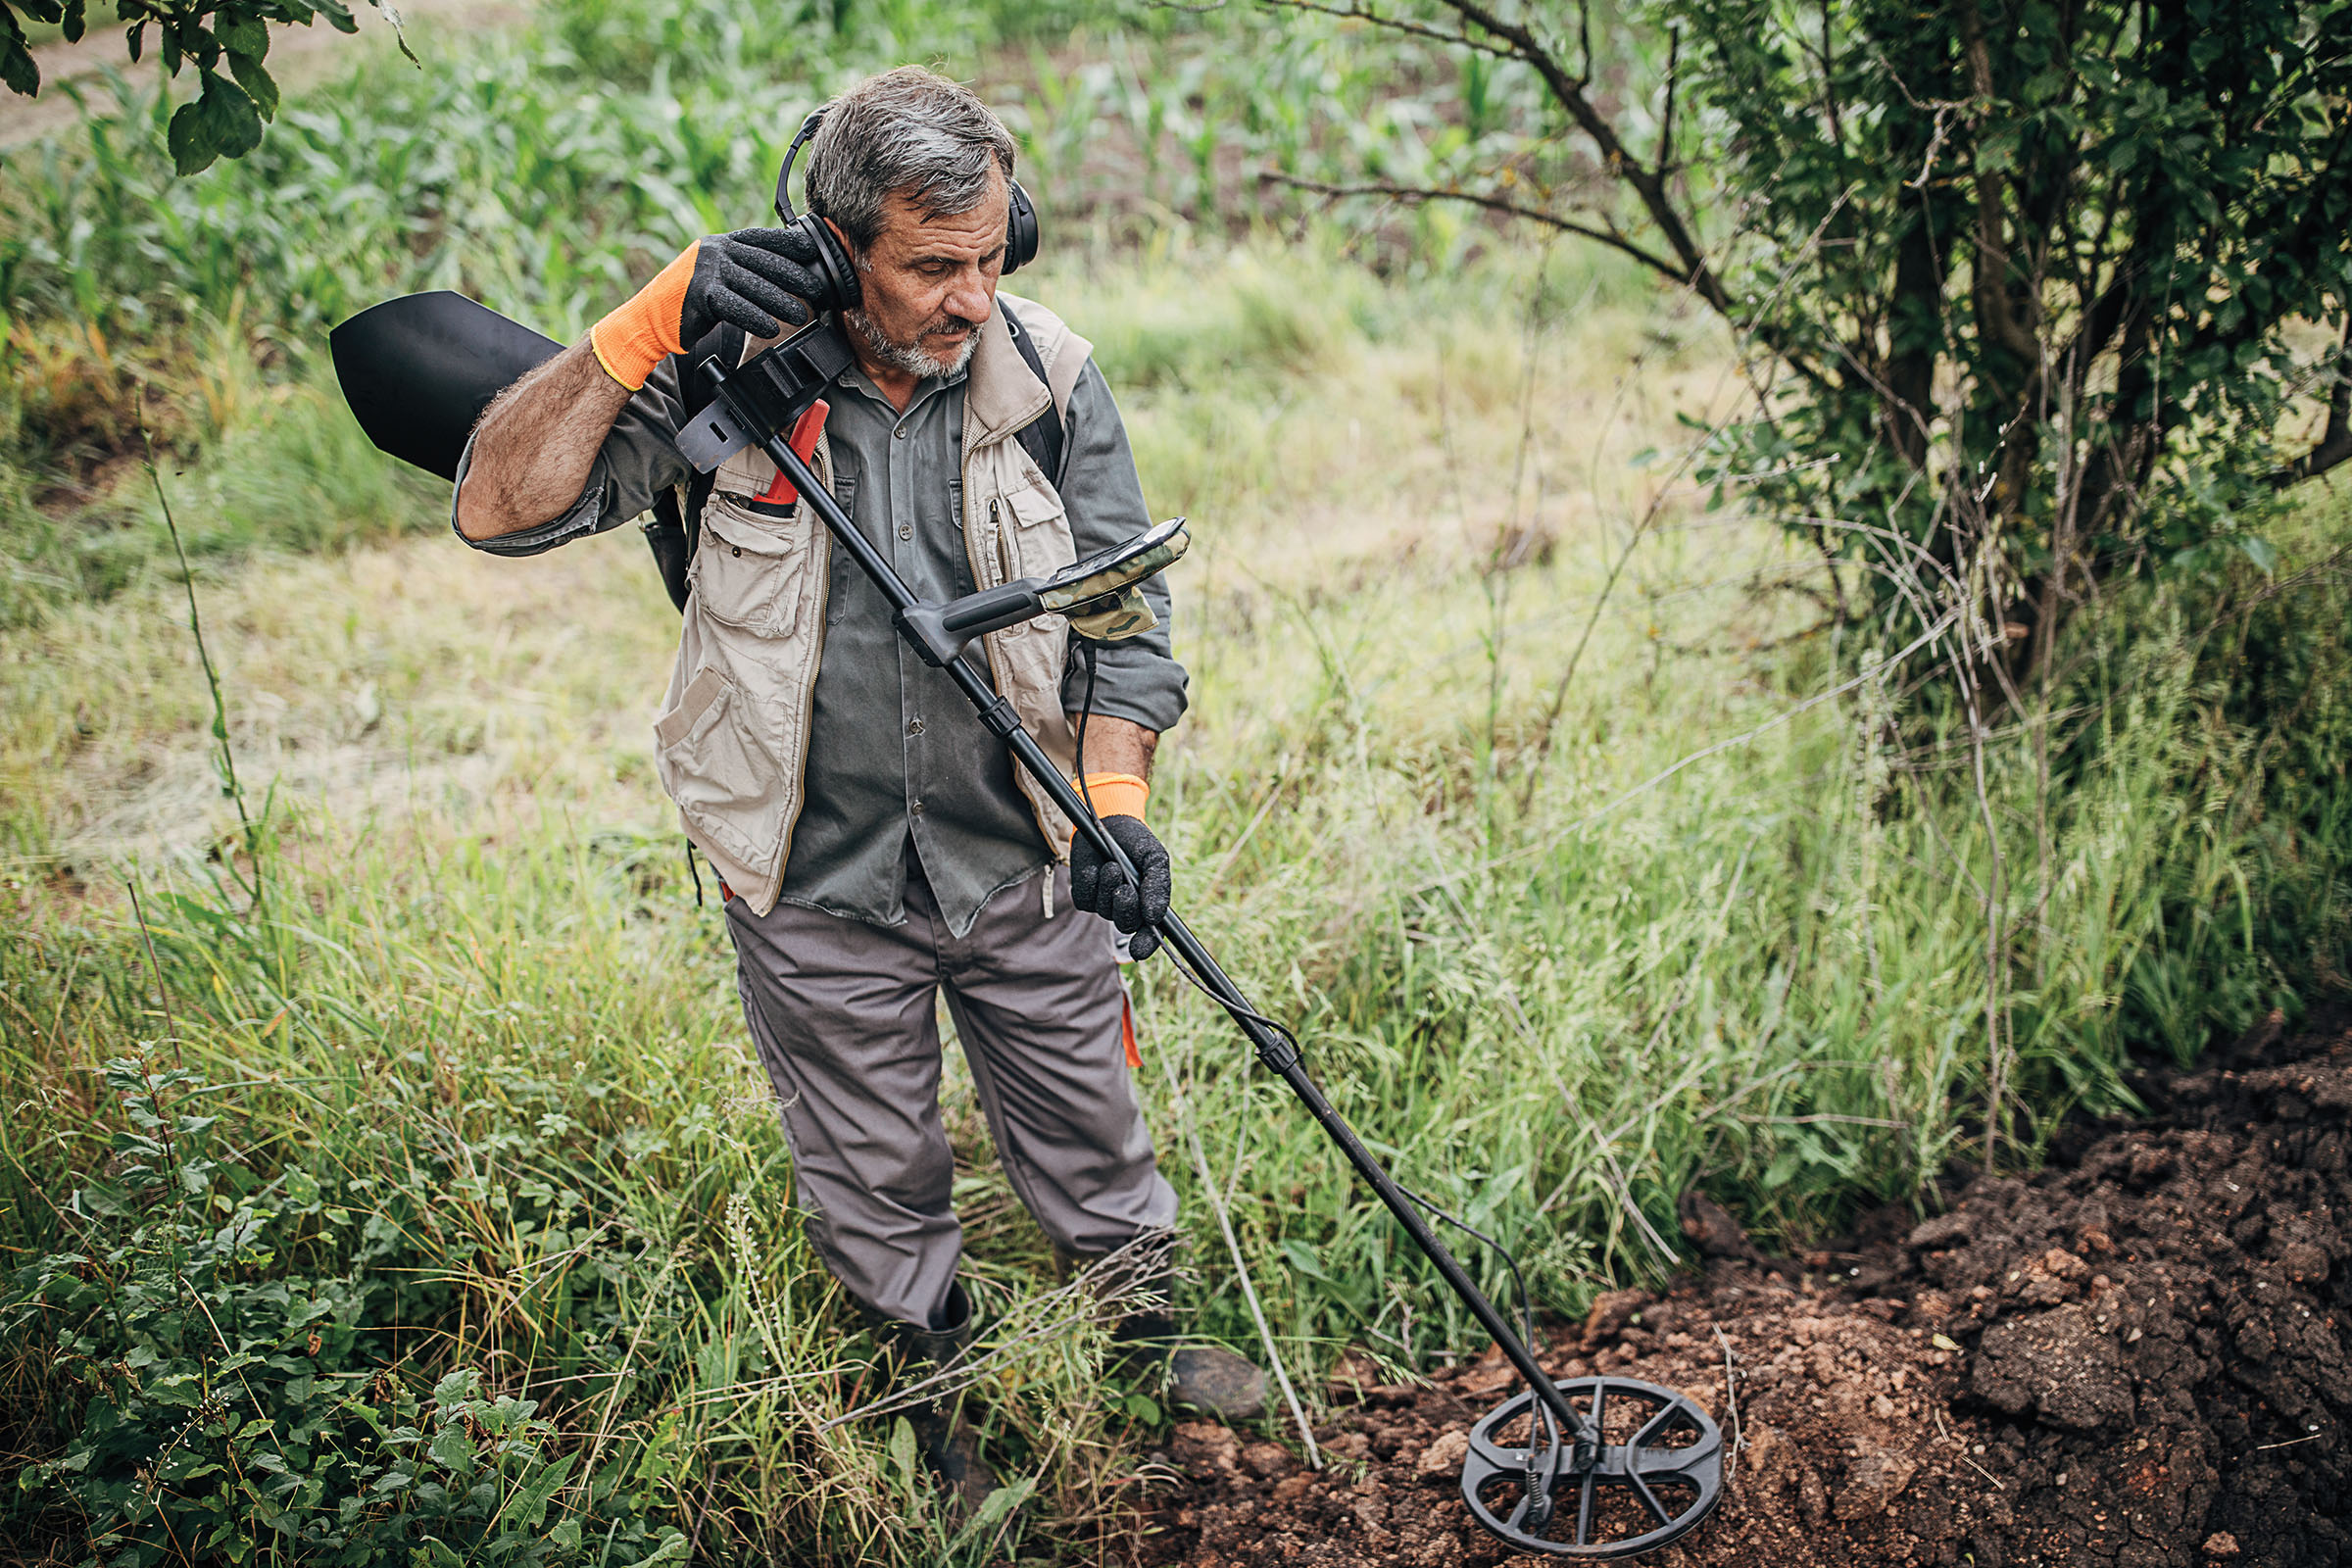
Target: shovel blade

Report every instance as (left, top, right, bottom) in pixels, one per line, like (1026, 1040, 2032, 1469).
(330, 291, 563, 482)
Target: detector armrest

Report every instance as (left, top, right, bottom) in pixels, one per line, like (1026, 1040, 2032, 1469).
(896, 516, 1191, 666)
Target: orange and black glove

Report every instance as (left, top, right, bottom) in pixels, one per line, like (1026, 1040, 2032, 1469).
(1069, 775, 1169, 960)
(588, 226, 828, 391)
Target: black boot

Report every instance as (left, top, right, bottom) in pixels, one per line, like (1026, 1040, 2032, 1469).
(873, 1282, 1000, 1519)
(1058, 1241, 1268, 1422)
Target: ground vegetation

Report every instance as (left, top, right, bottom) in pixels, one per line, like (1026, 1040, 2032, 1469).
(0, 0, 2346, 1562)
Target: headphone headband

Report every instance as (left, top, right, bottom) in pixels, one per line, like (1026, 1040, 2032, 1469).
(770, 105, 1038, 298)
(774, 110, 825, 225)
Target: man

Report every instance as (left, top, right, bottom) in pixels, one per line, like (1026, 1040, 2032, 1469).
(448, 67, 1257, 1500)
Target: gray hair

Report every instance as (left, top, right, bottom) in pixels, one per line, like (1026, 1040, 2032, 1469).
(805, 67, 1017, 251)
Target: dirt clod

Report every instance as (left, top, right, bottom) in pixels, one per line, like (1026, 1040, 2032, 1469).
(1138, 1003, 2352, 1567)
(1413, 1429, 1470, 1481)
(1972, 1303, 2135, 1430)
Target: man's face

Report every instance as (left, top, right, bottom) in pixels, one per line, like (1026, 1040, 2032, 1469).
(839, 172, 1008, 379)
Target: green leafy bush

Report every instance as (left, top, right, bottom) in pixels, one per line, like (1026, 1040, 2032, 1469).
(2, 4, 400, 175)
(6, 1054, 686, 1567)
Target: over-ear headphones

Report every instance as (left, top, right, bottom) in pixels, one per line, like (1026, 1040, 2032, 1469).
(773, 109, 1039, 315)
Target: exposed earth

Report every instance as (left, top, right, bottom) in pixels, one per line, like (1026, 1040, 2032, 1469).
(1136, 1002, 2352, 1567)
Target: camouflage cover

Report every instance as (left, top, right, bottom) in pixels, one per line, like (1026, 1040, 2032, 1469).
(1041, 522, 1189, 641)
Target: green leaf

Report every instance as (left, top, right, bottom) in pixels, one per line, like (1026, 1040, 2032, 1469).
(167, 98, 220, 173)
(1, 40, 37, 98)
(944, 1477, 1037, 1556)
(226, 50, 277, 121)
(888, 1416, 918, 1497)
(1278, 1238, 1335, 1283)
(217, 16, 268, 58)
(509, 1452, 576, 1528)
(426, 1420, 475, 1475)
(193, 70, 264, 161)
(2233, 535, 2278, 576)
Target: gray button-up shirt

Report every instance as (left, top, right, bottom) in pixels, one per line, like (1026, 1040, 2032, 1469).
(452, 317, 1186, 936)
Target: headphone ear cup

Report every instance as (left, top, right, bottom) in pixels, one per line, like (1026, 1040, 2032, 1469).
(797, 214, 862, 314)
(1003, 180, 1040, 275)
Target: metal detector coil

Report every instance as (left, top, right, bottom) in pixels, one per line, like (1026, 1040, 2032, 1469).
(1462, 1376, 1724, 1558)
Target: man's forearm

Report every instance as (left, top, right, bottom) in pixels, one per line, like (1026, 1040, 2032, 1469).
(1072, 714, 1158, 785)
(453, 341, 636, 542)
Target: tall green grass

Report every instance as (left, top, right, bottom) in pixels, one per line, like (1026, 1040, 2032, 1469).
(4, 236, 2346, 1559)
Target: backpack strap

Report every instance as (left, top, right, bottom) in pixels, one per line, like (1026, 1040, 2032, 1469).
(647, 322, 749, 613)
(1000, 301, 1068, 486)
(643, 489, 693, 612)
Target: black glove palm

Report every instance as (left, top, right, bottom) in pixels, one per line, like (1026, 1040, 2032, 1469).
(1069, 814, 1170, 960)
(684, 226, 828, 343)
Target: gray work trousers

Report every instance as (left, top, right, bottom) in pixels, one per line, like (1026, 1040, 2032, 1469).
(725, 850, 1178, 1330)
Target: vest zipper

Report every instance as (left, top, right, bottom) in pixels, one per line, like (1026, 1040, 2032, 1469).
(990, 496, 1014, 586)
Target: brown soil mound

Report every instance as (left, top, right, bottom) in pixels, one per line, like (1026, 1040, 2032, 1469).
(1136, 1003, 2352, 1567)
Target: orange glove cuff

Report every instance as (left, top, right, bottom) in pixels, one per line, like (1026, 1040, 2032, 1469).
(589, 241, 699, 391)
(1077, 771, 1150, 821)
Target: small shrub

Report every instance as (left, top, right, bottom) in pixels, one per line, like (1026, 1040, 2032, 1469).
(5, 1054, 686, 1567)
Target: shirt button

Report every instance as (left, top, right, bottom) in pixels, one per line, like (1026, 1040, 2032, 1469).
(894, 426, 907, 440)
(909, 798, 925, 815)
(898, 524, 912, 540)
(906, 716, 925, 737)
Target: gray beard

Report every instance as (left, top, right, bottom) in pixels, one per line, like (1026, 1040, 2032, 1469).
(844, 307, 980, 380)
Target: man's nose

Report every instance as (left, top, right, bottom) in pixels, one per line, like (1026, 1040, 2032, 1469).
(945, 269, 994, 323)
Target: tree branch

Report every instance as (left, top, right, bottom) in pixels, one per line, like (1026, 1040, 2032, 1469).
(1953, 0, 2040, 368)
(1255, 0, 1516, 59)
(1654, 25, 1681, 181)
(1430, 0, 1737, 317)
(1253, 0, 1835, 394)
(1255, 172, 1690, 279)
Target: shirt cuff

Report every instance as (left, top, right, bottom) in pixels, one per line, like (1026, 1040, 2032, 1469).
(449, 436, 619, 560)
(1062, 645, 1189, 733)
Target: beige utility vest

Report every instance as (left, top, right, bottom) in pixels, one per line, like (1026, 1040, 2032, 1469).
(651, 294, 1095, 916)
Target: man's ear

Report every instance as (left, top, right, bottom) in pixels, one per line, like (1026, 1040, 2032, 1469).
(822, 217, 858, 267)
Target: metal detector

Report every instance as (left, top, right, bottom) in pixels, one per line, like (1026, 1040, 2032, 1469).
(332, 296, 1725, 1558)
(691, 324, 1727, 1559)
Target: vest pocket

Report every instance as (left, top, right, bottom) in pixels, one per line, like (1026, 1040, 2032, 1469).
(693, 498, 809, 636)
(999, 480, 1072, 558)
(654, 665, 777, 872)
